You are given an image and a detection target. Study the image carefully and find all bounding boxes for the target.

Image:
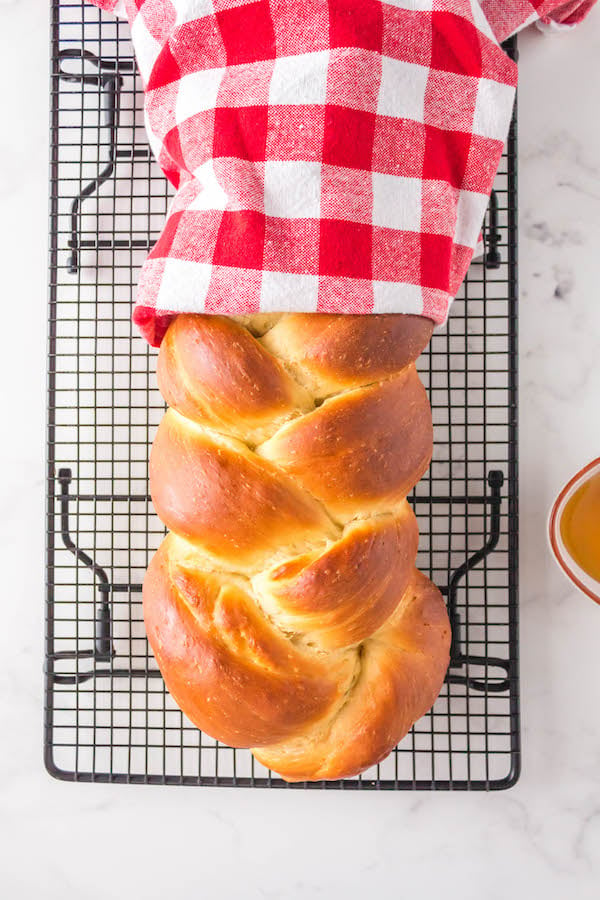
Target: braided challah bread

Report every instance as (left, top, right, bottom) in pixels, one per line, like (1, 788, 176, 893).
(143, 313, 451, 781)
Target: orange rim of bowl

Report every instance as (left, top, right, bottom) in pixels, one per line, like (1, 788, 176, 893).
(548, 456, 600, 606)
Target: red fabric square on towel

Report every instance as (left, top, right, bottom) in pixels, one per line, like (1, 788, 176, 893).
(328, 0, 383, 52)
(323, 106, 376, 170)
(423, 124, 472, 189)
(213, 210, 266, 268)
(420, 232, 453, 291)
(430, 12, 483, 78)
(213, 106, 269, 162)
(148, 210, 183, 260)
(217, 1, 276, 65)
(146, 43, 180, 91)
(319, 219, 372, 280)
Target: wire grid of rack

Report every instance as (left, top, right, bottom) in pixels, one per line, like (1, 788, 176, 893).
(46, 0, 520, 789)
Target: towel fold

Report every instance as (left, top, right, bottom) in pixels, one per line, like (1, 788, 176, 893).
(84, 0, 596, 345)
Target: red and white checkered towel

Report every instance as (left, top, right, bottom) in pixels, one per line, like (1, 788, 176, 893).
(87, 0, 596, 346)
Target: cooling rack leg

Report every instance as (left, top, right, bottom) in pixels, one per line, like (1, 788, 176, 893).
(56, 49, 125, 273)
(484, 191, 502, 269)
(446, 470, 510, 693)
(58, 468, 115, 661)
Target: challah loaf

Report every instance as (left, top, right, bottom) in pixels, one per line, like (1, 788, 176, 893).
(143, 313, 451, 781)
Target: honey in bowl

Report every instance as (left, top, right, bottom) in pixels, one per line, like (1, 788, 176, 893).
(559, 471, 600, 583)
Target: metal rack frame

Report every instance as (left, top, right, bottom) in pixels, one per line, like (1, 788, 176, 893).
(46, 0, 520, 789)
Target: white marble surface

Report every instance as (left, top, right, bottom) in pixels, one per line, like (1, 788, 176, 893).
(1, 3, 600, 897)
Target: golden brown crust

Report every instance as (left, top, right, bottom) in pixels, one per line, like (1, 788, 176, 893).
(150, 410, 338, 571)
(257, 367, 433, 521)
(144, 312, 450, 782)
(253, 505, 418, 650)
(253, 572, 450, 781)
(158, 314, 313, 444)
(143, 535, 357, 748)
(260, 314, 434, 398)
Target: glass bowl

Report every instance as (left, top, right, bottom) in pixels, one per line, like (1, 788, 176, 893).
(548, 457, 600, 605)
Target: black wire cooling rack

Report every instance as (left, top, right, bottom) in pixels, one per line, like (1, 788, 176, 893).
(46, 0, 520, 789)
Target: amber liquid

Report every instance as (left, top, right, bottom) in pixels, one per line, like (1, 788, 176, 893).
(559, 471, 600, 583)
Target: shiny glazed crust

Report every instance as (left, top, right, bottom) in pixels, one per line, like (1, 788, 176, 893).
(144, 313, 451, 781)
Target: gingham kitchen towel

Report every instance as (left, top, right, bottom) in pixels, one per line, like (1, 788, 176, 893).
(87, 1, 596, 346)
